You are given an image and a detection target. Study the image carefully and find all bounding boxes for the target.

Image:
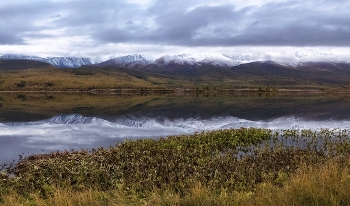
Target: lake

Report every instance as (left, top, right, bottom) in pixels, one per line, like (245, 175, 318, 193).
(1, 92, 350, 165)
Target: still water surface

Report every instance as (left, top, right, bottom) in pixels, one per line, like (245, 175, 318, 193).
(1, 92, 350, 164)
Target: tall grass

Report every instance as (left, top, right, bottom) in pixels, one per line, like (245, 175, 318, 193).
(2, 159, 349, 206)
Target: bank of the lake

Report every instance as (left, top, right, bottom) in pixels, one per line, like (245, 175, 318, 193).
(1, 128, 350, 205)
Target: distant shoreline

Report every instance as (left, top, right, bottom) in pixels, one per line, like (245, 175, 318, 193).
(0, 88, 326, 94)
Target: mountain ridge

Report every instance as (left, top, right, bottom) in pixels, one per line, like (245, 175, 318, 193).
(1, 58, 350, 91)
(0, 54, 93, 68)
(1, 50, 349, 68)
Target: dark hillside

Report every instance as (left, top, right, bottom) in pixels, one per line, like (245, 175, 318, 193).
(89, 61, 350, 88)
(230, 62, 350, 85)
(136, 61, 350, 87)
(0, 59, 55, 70)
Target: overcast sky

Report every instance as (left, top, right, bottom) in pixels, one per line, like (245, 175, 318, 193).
(0, 0, 349, 59)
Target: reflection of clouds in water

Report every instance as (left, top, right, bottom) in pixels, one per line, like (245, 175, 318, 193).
(1, 114, 350, 164)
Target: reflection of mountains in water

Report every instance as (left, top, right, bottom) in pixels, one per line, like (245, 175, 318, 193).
(4, 113, 350, 131)
(2, 113, 350, 166)
(99, 98, 350, 122)
(5, 114, 96, 126)
(2, 93, 350, 123)
(4, 114, 249, 130)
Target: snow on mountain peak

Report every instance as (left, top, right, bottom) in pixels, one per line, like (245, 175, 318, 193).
(0, 54, 43, 61)
(271, 50, 349, 66)
(294, 50, 329, 59)
(0, 54, 93, 68)
(155, 53, 245, 67)
(113, 54, 154, 64)
(1, 50, 349, 69)
(98, 54, 155, 67)
(44, 57, 93, 68)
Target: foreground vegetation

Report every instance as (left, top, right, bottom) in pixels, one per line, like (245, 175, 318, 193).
(1, 128, 350, 205)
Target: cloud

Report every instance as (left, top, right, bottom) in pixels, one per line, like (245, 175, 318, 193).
(0, 1, 63, 44)
(92, 0, 350, 47)
(0, 0, 349, 56)
(0, 31, 23, 45)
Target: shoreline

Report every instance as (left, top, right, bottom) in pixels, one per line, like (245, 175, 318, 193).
(0, 88, 327, 94)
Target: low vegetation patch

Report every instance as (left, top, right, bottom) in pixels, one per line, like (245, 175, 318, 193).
(0, 64, 333, 92)
(1, 128, 350, 205)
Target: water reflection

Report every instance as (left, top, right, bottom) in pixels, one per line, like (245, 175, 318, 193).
(1, 92, 350, 164)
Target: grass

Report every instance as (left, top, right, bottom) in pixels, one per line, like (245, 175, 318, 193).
(2, 161, 350, 206)
(0, 68, 159, 91)
(0, 66, 233, 91)
(243, 158, 350, 206)
(1, 128, 350, 205)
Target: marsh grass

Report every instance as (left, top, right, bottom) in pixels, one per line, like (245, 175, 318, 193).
(1, 128, 350, 205)
(242, 158, 350, 206)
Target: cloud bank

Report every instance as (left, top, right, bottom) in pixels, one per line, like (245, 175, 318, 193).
(0, 0, 349, 57)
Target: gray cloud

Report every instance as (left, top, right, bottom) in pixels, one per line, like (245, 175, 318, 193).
(1, 0, 350, 49)
(0, 32, 23, 45)
(93, 0, 350, 47)
(0, 1, 62, 43)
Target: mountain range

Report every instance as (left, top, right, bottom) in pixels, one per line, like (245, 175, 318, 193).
(0, 54, 93, 68)
(1, 57, 350, 91)
(1, 50, 349, 68)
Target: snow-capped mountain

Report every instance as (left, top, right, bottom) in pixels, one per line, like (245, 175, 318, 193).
(0, 54, 93, 68)
(1, 50, 349, 69)
(0, 54, 43, 61)
(269, 50, 350, 67)
(97, 54, 154, 67)
(44, 57, 93, 68)
(294, 50, 330, 59)
(98, 50, 350, 69)
(98, 53, 256, 68)
(155, 53, 242, 67)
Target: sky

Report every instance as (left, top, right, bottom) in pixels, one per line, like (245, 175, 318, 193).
(0, 0, 350, 60)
